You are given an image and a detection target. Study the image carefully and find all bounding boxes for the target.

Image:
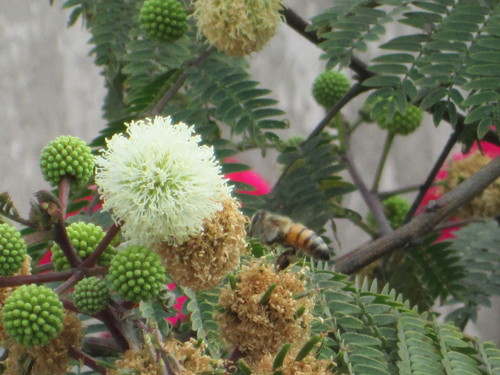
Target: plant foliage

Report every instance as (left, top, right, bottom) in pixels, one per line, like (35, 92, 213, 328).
(2, 0, 500, 374)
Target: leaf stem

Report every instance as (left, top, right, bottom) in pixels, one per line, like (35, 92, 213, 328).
(372, 133, 395, 193)
(404, 121, 464, 222)
(147, 46, 215, 117)
(80, 221, 121, 268)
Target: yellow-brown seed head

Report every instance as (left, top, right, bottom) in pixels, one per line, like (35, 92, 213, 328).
(154, 196, 247, 291)
(251, 352, 335, 375)
(193, 0, 283, 56)
(443, 151, 500, 218)
(218, 262, 313, 363)
(108, 346, 164, 375)
(162, 338, 224, 374)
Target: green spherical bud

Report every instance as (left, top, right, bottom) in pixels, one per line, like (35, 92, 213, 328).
(367, 195, 411, 230)
(73, 277, 109, 315)
(312, 71, 350, 108)
(382, 195, 411, 229)
(2, 284, 64, 347)
(0, 223, 27, 276)
(108, 245, 166, 302)
(51, 222, 116, 271)
(39, 135, 94, 188)
(375, 103, 423, 136)
(139, 0, 188, 43)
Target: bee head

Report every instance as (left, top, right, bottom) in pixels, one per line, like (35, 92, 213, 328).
(248, 209, 268, 236)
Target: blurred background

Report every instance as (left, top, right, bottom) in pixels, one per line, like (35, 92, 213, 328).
(1, 0, 498, 343)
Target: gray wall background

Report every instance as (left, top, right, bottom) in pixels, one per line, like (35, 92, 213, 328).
(1, 1, 498, 343)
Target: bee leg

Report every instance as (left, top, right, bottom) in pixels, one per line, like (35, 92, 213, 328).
(275, 248, 297, 271)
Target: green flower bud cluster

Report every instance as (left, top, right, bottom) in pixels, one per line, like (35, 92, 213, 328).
(0, 223, 27, 276)
(312, 71, 350, 108)
(375, 104, 423, 136)
(139, 0, 188, 43)
(367, 195, 411, 230)
(2, 285, 64, 347)
(39, 135, 94, 188)
(73, 277, 110, 315)
(108, 245, 166, 302)
(51, 222, 116, 271)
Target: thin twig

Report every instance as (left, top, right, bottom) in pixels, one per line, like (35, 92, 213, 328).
(96, 308, 130, 352)
(378, 184, 424, 199)
(280, 6, 374, 81)
(68, 346, 107, 374)
(306, 83, 369, 142)
(55, 270, 85, 295)
(80, 221, 121, 268)
(372, 133, 394, 193)
(0, 269, 74, 288)
(334, 155, 500, 274)
(53, 221, 81, 268)
(147, 46, 215, 116)
(404, 121, 464, 222)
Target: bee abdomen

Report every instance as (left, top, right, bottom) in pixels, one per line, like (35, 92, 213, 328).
(284, 224, 330, 261)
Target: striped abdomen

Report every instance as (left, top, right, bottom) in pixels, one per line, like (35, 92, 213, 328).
(283, 224, 330, 261)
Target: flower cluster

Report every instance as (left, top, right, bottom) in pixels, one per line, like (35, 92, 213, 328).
(312, 71, 350, 109)
(108, 245, 166, 302)
(73, 277, 110, 315)
(194, 0, 282, 56)
(95, 116, 232, 247)
(139, 0, 188, 42)
(154, 195, 246, 290)
(2, 312, 82, 375)
(0, 223, 27, 276)
(218, 262, 313, 363)
(2, 284, 64, 347)
(39, 135, 94, 188)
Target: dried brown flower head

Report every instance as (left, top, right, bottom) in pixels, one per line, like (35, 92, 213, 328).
(252, 352, 335, 375)
(162, 338, 224, 374)
(108, 346, 164, 375)
(443, 151, 500, 218)
(193, 0, 282, 56)
(218, 262, 313, 363)
(3, 312, 82, 375)
(154, 196, 246, 290)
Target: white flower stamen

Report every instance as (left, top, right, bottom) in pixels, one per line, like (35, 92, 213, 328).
(95, 116, 232, 246)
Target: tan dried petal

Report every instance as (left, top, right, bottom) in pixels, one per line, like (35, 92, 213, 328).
(252, 352, 335, 375)
(162, 338, 224, 374)
(108, 346, 163, 375)
(154, 196, 246, 290)
(218, 262, 313, 363)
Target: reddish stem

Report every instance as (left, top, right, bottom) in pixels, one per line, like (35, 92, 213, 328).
(58, 177, 72, 217)
(80, 222, 121, 268)
(97, 308, 130, 352)
(54, 221, 81, 268)
(0, 269, 74, 287)
(68, 346, 107, 374)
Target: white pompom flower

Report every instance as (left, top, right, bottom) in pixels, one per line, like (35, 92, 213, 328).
(95, 116, 232, 246)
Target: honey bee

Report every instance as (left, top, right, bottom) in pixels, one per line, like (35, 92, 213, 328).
(250, 210, 331, 268)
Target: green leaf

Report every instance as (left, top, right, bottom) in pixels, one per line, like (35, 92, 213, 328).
(420, 87, 448, 110)
(362, 75, 401, 87)
(465, 105, 494, 124)
(462, 92, 498, 107)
